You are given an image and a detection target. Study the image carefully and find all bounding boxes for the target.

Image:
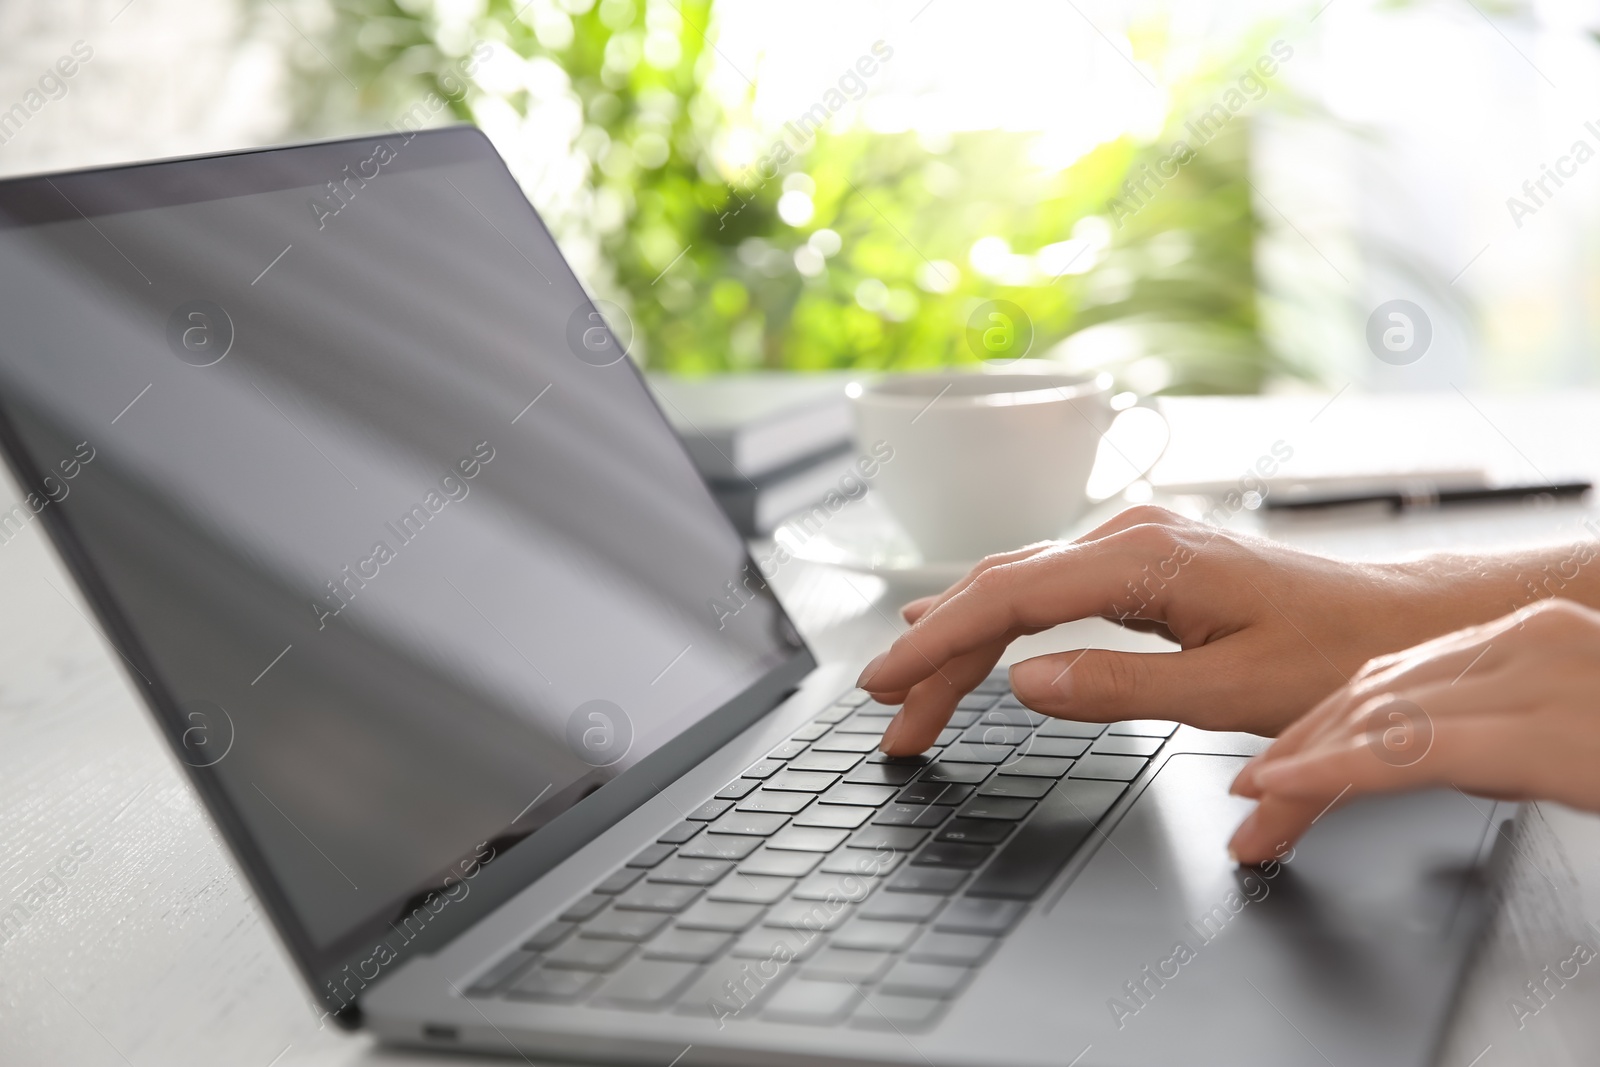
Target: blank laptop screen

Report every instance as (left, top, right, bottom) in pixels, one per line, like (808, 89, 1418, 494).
(0, 129, 802, 962)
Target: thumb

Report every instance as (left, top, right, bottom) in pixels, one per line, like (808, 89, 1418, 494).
(1009, 646, 1224, 726)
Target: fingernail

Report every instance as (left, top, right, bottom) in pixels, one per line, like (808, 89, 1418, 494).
(878, 714, 903, 753)
(857, 652, 888, 690)
(1229, 764, 1256, 796)
(1226, 846, 1241, 866)
(1009, 660, 1068, 709)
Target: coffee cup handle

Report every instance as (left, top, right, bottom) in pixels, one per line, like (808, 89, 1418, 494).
(1090, 396, 1171, 501)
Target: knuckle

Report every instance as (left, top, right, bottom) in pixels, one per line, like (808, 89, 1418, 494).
(1115, 522, 1180, 557)
(1117, 504, 1181, 529)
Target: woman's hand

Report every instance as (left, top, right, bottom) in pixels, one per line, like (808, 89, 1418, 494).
(1227, 598, 1600, 864)
(857, 506, 1538, 755)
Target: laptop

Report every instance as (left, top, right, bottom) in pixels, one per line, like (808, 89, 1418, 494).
(0, 127, 1508, 1065)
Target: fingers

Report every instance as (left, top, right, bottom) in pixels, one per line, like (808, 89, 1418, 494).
(880, 643, 1006, 755)
(1231, 711, 1532, 863)
(900, 596, 936, 624)
(1008, 644, 1232, 727)
(860, 526, 1176, 697)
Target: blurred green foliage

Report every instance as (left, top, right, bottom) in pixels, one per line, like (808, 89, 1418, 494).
(274, 0, 1311, 393)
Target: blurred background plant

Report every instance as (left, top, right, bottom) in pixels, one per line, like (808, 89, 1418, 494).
(261, 0, 1345, 391)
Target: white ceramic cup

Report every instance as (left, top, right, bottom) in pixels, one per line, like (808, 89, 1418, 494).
(851, 370, 1165, 562)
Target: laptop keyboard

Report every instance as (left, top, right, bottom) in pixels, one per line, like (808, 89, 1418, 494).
(466, 672, 1175, 1031)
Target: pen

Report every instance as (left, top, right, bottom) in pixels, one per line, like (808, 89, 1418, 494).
(1266, 480, 1593, 513)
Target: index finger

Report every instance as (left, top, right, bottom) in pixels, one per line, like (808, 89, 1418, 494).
(858, 526, 1163, 695)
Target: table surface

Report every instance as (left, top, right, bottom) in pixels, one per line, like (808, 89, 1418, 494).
(4, 392, 1600, 1067)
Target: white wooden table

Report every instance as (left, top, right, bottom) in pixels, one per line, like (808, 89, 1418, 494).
(3, 393, 1600, 1067)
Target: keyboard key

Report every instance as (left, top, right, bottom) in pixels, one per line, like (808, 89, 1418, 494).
(801, 948, 894, 983)
(792, 870, 877, 902)
(791, 723, 830, 741)
(792, 803, 873, 829)
(688, 799, 733, 821)
(916, 763, 992, 785)
(1068, 754, 1147, 782)
(848, 826, 929, 851)
(975, 775, 1053, 799)
(879, 960, 971, 998)
(708, 811, 790, 837)
(738, 848, 822, 878)
(966, 779, 1126, 899)
(592, 959, 699, 1007)
(731, 926, 826, 961)
(833, 715, 888, 734)
(997, 756, 1073, 778)
(932, 727, 962, 747)
(934, 897, 1025, 935)
(845, 763, 923, 787)
(544, 938, 635, 971)
(936, 819, 1013, 845)
(908, 931, 997, 965)
(912, 843, 993, 869)
(641, 929, 734, 963)
(852, 993, 945, 1030)
(676, 899, 764, 932)
(679, 835, 764, 861)
(559, 895, 609, 922)
(674, 954, 789, 1019)
(973, 673, 1011, 694)
(523, 921, 576, 952)
(1107, 719, 1178, 737)
(762, 979, 863, 1025)
(742, 759, 787, 779)
(1092, 734, 1164, 757)
(627, 843, 676, 868)
(820, 783, 898, 807)
(613, 883, 702, 913)
(767, 739, 810, 760)
(830, 918, 920, 951)
(811, 733, 879, 753)
(976, 705, 1039, 727)
(466, 949, 536, 995)
(850, 697, 894, 715)
(789, 751, 864, 773)
(938, 742, 1015, 764)
(896, 781, 973, 806)
(706, 874, 794, 904)
(872, 803, 953, 829)
(1022, 736, 1091, 759)
(768, 826, 852, 852)
(946, 710, 982, 728)
(859, 892, 945, 922)
(581, 910, 670, 941)
(956, 692, 1001, 710)
(1036, 719, 1105, 739)
(593, 868, 644, 894)
(506, 965, 599, 1001)
(885, 867, 968, 894)
(715, 778, 761, 800)
(656, 821, 704, 845)
(836, 690, 873, 708)
(813, 704, 853, 724)
(819, 848, 904, 877)
(765, 899, 854, 931)
(738, 789, 814, 814)
(647, 857, 735, 885)
(766, 770, 841, 792)
(956, 797, 1036, 821)
(960, 723, 1031, 746)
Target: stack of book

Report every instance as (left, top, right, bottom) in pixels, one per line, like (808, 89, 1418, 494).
(647, 373, 857, 537)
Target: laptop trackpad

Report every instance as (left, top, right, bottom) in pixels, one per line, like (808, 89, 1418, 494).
(958, 753, 1495, 1067)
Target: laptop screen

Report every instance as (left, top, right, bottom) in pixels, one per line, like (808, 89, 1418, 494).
(0, 129, 804, 979)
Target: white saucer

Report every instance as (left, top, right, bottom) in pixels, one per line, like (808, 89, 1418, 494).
(773, 490, 1154, 590)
